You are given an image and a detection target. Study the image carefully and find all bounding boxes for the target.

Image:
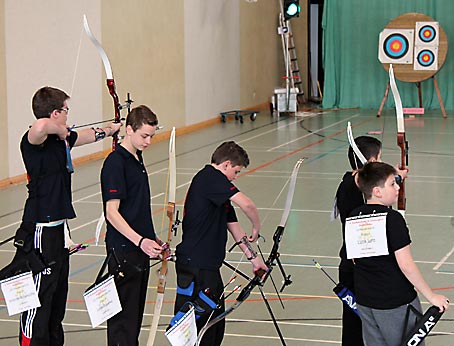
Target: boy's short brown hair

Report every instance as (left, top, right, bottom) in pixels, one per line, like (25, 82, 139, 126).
(126, 105, 158, 131)
(211, 141, 249, 168)
(32, 87, 70, 119)
(348, 136, 382, 169)
(357, 162, 396, 199)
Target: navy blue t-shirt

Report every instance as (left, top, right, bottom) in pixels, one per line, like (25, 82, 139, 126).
(101, 145, 155, 251)
(349, 204, 416, 309)
(335, 171, 364, 271)
(21, 131, 78, 222)
(176, 165, 239, 270)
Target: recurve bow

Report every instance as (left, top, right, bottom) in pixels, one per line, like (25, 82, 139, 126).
(147, 127, 177, 345)
(83, 15, 124, 245)
(389, 64, 408, 217)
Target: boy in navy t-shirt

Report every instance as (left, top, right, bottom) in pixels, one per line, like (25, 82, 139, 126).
(174, 141, 267, 346)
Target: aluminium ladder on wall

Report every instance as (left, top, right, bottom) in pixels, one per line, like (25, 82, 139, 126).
(287, 27, 303, 100)
(277, 0, 303, 108)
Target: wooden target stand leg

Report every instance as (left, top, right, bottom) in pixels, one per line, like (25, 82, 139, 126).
(416, 82, 423, 107)
(377, 75, 447, 118)
(377, 82, 390, 117)
(432, 75, 447, 118)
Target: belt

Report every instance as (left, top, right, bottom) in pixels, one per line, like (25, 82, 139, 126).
(35, 219, 75, 248)
(36, 220, 65, 227)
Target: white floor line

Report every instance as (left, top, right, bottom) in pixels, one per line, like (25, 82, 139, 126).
(228, 252, 454, 266)
(237, 117, 302, 145)
(433, 245, 454, 270)
(0, 220, 20, 231)
(224, 333, 341, 344)
(227, 318, 341, 329)
(267, 114, 359, 152)
(3, 208, 451, 233)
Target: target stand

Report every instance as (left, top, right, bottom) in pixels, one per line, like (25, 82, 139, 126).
(377, 13, 448, 118)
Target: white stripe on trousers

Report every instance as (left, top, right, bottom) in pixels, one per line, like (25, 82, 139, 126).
(20, 225, 44, 339)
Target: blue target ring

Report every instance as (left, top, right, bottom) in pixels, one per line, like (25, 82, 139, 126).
(417, 49, 435, 67)
(419, 25, 436, 43)
(383, 34, 409, 59)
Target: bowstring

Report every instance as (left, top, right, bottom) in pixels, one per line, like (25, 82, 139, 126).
(71, 18, 107, 246)
(255, 168, 293, 255)
(255, 166, 297, 309)
(70, 23, 85, 96)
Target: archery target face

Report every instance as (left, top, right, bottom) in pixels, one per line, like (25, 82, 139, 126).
(378, 29, 414, 64)
(415, 21, 439, 46)
(414, 46, 438, 70)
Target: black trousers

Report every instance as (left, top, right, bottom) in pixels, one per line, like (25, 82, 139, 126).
(174, 262, 225, 346)
(339, 268, 364, 346)
(19, 223, 69, 346)
(107, 249, 150, 346)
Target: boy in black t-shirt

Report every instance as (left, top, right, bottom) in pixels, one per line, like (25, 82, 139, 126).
(334, 136, 382, 346)
(174, 141, 267, 346)
(100, 105, 164, 345)
(14, 86, 120, 346)
(347, 162, 449, 346)
(334, 135, 412, 345)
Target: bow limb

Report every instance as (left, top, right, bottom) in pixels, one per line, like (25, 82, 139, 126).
(347, 122, 367, 166)
(268, 158, 305, 265)
(83, 15, 121, 151)
(83, 15, 121, 245)
(196, 158, 305, 346)
(389, 64, 408, 217)
(147, 127, 176, 346)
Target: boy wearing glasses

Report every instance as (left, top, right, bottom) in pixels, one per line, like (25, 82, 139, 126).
(14, 86, 120, 346)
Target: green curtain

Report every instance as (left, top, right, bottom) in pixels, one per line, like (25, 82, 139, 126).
(321, 0, 454, 110)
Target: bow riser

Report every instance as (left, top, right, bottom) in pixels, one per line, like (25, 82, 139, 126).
(155, 201, 176, 295)
(106, 79, 121, 150)
(397, 132, 408, 211)
(106, 79, 120, 114)
(268, 225, 285, 265)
